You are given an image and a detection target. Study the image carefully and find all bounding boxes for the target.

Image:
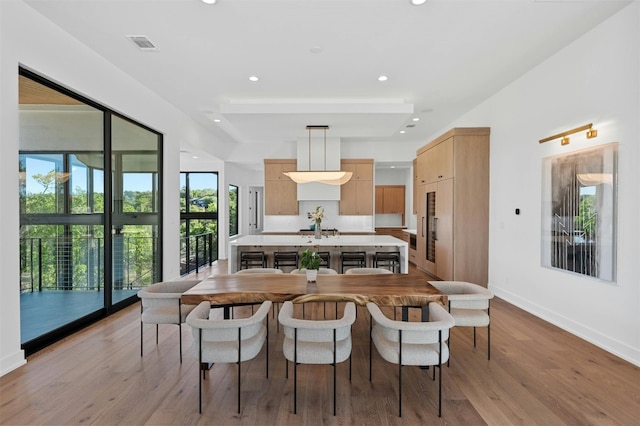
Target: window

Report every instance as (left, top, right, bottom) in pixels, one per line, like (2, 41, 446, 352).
(229, 184, 239, 237)
(180, 172, 218, 274)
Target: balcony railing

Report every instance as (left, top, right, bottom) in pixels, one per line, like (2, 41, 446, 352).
(180, 232, 217, 275)
(19, 235, 157, 293)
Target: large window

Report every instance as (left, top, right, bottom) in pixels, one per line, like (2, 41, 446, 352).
(180, 172, 218, 274)
(18, 69, 162, 354)
(229, 184, 239, 237)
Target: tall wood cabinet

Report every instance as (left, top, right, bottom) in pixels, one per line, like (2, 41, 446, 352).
(339, 159, 373, 215)
(415, 128, 490, 286)
(264, 159, 298, 215)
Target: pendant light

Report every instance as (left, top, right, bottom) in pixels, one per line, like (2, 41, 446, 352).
(283, 126, 353, 185)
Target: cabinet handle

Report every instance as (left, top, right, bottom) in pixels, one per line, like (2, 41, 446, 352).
(421, 216, 425, 237)
(433, 217, 438, 241)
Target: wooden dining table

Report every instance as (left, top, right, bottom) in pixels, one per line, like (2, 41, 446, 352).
(182, 273, 447, 320)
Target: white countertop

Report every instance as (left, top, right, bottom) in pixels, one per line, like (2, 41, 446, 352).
(230, 234, 407, 247)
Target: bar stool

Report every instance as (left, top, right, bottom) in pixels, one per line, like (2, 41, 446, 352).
(374, 251, 401, 273)
(274, 251, 299, 272)
(340, 251, 366, 273)
(317, 251, 330, 269)
(239, 251, 267, 270)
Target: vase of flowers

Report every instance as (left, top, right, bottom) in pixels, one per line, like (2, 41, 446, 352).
(309, 206, 325, 239)
(300, 248, 321, 282)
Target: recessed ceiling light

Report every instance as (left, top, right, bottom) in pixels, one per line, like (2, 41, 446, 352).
(400, 130, 406, 134)
(390, 166, 396, 169)
(310, 46, 323, 54)
(412, 117, 420, 122)
(192, 156, 199, 159)
(213, 119, 221, 123)
(411, 0, 427, 5)
(378, 75, 388, 82)
(201, 0, 216, 4)
(249, 75, 259, 82)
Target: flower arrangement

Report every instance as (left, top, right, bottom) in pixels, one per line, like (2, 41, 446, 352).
(300, 248, 322, 270)
(309, 205, 325, 224)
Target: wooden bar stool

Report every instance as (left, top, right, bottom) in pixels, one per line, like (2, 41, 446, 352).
(318, 251, 331, 269)
(239, 251, 267, 270)
(374, 251, 401, 273)
(340, 251, 366, 273)
(274, 251, 299, 272)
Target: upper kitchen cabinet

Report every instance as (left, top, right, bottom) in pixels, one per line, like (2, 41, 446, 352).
(414, 127, 490, 286)
(340, 159, 373, 215)
(416, 135, 453, 185)
(375, 185, 406, 224)
(264, 159, 298, 215)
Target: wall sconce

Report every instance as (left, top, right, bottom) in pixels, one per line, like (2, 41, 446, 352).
(539, 123, 598, 145)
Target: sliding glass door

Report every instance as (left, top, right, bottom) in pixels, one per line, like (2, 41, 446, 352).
(18, 69, 162, 354)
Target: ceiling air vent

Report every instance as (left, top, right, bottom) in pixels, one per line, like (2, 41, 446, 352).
(406, 124, 416, 128)
(126, 35, 159, 51)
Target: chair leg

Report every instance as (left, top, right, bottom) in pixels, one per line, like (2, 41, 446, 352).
(473, 327, 477, 347)
(488, 323, 491, 360)
(179, 323, 183, 363)
(333, 362, 336, 416)
(398, 363, 402, 417)
(140, 321, 143, 357)
(156, 324, 159, 345)
(293, 361, 298, 414)
(198, 329, 202, 414)
(369, 315, 373, 381)
(438, 364, 442, 417)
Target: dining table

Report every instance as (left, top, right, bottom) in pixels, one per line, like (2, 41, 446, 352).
(182, 273, 447, 321)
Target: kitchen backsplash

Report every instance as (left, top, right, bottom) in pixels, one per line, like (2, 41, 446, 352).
(263, 200, 374, 232)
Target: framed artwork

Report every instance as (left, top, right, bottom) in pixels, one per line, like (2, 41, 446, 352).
(541, 143, 618, 281)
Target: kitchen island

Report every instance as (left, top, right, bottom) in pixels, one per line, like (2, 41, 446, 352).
(229, 234, 408, 274)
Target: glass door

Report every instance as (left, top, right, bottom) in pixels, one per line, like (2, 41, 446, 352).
(111, 115, 161, 306)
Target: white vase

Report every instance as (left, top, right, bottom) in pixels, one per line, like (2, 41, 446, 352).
(314, 222, 322, 239)
(306, 268, 318, 283)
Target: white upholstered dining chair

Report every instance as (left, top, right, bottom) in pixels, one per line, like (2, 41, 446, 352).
(137, 280, 201, 363)
(344, 267, 393, 274)
(428, 281, 494, 361)
(367, 301, 454, 417)
(186, 300, 272, 414)
(234, 268, 283, 274)
(278, 300, 356, 416)
(289, 267, 338, 275)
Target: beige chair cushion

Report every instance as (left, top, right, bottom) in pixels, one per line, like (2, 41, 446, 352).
(187, 301, 271, 364)
(367, 302, 453, 366)
(345, 268, 393, 274)
(278, 301, 355, 364)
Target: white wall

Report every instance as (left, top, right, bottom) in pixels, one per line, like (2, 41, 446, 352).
(441, 2, 640, 365)
(0, 0, 223, 375)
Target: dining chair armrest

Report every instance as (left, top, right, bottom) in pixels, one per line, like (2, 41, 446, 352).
(367, 302, 454, 331)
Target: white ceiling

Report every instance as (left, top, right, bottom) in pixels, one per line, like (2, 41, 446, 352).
(24, 0, 630, 169)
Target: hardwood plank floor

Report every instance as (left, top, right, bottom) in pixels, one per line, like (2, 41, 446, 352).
(1, 261, 639, 425)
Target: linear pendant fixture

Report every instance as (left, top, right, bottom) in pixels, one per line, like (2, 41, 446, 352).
(283, 126, 353, 185)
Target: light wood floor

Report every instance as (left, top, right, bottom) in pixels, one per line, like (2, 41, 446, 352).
(1, 261, 638, 425)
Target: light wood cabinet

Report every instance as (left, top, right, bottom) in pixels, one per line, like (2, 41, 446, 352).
(340, 159, 373, 215)
(375, 227, 406, 240)
(375, 185, 405, 214)
(415, 128, 490, 286)
(264, 159, 298, 215)
(412, 158, 418, 214)
(375, 185, 406, 225)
